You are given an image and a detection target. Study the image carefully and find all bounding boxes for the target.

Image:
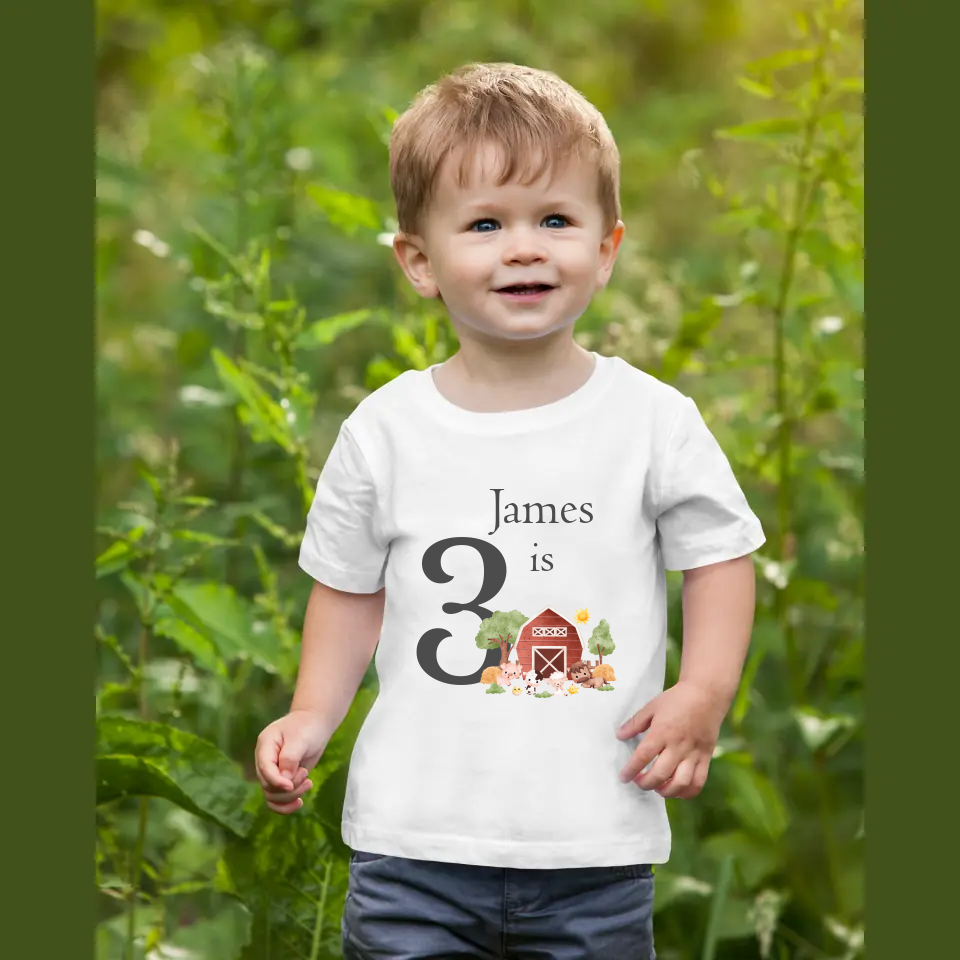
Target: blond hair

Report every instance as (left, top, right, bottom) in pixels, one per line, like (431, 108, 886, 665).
(389, 63, 621, 235)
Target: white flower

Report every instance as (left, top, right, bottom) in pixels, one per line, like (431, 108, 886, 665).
(179, 385, 230, 407)
(748, 890, 788, 959)
(762, 560, 788, 590)
(815, 315, 844, 335)
(712, 291, 743, 308)
(377, 231, 397, 247)
(285, 147, 313, 172)
(132, 229, 170, 258)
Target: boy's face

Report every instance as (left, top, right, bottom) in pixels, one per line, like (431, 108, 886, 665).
(393, 142, 624, 344)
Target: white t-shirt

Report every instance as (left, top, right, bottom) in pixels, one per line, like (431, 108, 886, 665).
(298, 351, 765, 869)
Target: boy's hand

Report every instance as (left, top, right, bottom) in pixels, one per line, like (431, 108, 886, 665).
(254, 709, 330, 814)
(616, 680, 728, 798)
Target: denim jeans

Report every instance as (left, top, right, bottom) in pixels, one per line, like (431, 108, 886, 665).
(342, 851, 656, 959)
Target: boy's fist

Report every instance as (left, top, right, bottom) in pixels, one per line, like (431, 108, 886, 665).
(616, 680, 727, 798)
(254, 709, 330, 814)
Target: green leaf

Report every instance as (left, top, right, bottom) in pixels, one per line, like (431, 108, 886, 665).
(176, 495, 217, 508)
(365, 356, 403, 390)
(736, 76, 775, 99)
(212, 349, 296, 453)
(95, 534, 141, 578)
(652, 870, 712, 914)
(716, 118, 802, 142)
(306, 184, 380, 235)
(170, 579, 285, 674)
(703, 830, 781, 888)
(311, 762, 353, 861)
(295, 309, 380, 350)
(392, 324, 429, 369)
(96, 716, 261, 836)
(247, 509, 302, 549)
(836, 77, 864, 94)
(154, 616, 226, 676)
(722, 763, 789, 841)
(171, 529, 238, 548)
(317, 686, 377, 771)
(744, 48, 818, 76)
(164, 898, 252, 959)
(296, 687, 378, 857)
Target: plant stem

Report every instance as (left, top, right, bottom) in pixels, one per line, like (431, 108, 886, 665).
(814, 750, 844, 916)
(772, 40, 829, 703)
(225, 48, 250, 588)
(701, 854, 734, 960)
(127, 622, 153, 959)
(125, 796, 150, 960)
(126, 483, 166, 959)
(309, 859, 333, 960)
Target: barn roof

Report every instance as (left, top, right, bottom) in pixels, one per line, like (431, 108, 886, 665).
(517, 607, 583, 643)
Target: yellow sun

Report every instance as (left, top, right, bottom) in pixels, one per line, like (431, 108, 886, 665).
(574, 608, 590, 625)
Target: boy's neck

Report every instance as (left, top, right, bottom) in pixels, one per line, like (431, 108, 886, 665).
(431, 332, 596, 413)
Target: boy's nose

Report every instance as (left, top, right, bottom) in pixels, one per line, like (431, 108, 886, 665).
(501, 229, 547, 264)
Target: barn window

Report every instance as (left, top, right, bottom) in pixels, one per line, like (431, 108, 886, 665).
(532, 626, 567, 637)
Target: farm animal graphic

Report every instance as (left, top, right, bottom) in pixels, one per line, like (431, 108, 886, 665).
(477, 607, 617, 698)
(568, 660, 607, 689)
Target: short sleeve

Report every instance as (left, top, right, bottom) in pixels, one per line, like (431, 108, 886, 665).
(298, 424, 388, 593)
(655, 397, 765, 572)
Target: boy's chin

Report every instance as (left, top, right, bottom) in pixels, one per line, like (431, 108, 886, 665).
(451, 314, 577, 345)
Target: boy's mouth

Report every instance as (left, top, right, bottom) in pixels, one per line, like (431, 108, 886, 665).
(495, 283, 556, 298)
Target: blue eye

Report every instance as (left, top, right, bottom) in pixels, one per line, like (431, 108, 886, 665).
(469, 219, 499, 232)
(543, 214, 569, 228)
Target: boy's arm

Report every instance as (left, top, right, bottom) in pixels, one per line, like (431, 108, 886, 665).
(255, 580, 384, 803)
(615, 554, 756, 797)
(291, 580, 384, 726)
(676, 555, 755, 709)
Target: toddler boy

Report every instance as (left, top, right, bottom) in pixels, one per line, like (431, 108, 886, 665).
(255, 62, 764, 959)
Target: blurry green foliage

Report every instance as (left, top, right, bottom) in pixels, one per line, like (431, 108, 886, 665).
(96, 1, 862, 957)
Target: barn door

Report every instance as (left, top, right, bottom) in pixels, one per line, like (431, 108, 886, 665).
(533, 646, 565, 678)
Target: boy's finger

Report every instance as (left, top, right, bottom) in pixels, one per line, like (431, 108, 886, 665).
(656, 757, 696, 798)
(278, 740, 306, 786)
(676, 759, 710, 799)
(635, 748, 680, 791)
(254, 732, 293, 790)
(263, 778, 313, 805)
(617, 704, 655, 740)
(267, 796, 305, 815)
(618, 733, 664, 783)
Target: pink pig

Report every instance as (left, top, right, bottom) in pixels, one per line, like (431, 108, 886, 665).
(500, 662, 523, 686)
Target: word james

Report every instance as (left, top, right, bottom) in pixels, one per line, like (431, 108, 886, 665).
(488, 488, 594, 537)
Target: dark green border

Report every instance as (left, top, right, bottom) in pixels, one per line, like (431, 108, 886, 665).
(1, 2, 93, 958)
(867, 3, 956, 958)
(0, 2, 944, 958)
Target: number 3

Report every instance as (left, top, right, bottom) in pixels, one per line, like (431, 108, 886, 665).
(417, 537, 506, 685)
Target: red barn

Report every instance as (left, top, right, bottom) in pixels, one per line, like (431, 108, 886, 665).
(513, 608, 583, 679)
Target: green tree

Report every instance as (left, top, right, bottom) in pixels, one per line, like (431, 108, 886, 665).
(588, 619, 615, 664)
(475, 610, 527, 666)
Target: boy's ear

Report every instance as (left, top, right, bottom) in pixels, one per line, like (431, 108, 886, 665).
(595, 220, 626, 289)
(393, 232, 440, 299)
